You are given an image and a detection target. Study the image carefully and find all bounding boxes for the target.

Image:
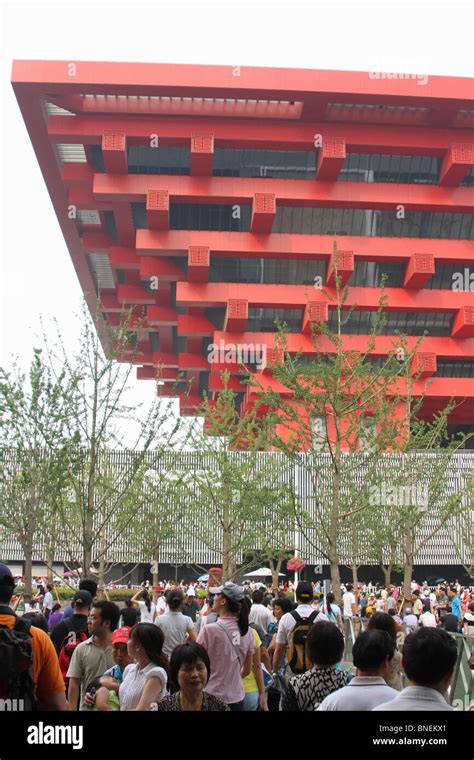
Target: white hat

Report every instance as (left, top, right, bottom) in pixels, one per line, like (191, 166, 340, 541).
(186, 588, 196, 596)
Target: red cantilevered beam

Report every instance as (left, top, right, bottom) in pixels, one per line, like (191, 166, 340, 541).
(48, 115, 474, 156)
(212, 331, 473, 361)
(102, 130, 128, 173)
(439, 143, 473, 186)
(451, 306, 474, 338)
(403, 253, 436, 288)
(176, 282, 474, 312)
(13, 60, 473, 113)
(188, 246, 210, 281)
(190, 133, 214, 175)
(136, 229, 474, 265)
(94, 173, 474, 213)
(316, 137, 346, 180)
(326, 250, 354, 286)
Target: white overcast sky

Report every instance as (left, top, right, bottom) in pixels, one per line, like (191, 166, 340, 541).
(1, 0, 473, 444)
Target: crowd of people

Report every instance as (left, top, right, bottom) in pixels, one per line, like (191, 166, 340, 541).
(1, 564, 472, 712)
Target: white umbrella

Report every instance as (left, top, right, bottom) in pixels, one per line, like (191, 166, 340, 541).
(243, 568, 285, 577)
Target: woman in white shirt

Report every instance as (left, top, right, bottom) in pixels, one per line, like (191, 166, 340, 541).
(131, 589, 156, 623)
(119, 623, 168, 710)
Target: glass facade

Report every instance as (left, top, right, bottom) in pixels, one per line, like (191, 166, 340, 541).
(213, 148, 316, 178)
(339, 153, 441, 184)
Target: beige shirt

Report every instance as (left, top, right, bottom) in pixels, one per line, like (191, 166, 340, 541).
(67, 636, 115, 710)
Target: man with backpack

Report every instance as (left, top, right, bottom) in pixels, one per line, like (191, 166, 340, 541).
(272, 582, 328, 683)
(0, 563, 67, 711)
(50, 590, 92, 656)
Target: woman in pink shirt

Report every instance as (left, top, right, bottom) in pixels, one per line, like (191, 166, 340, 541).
(197, 582, 255, 710)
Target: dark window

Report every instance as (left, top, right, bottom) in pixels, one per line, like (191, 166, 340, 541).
(350, 261, 405, 288)
(204, 307, 226, 330)
(247, 307, 304, 332)
(434, 359, 474, 378)
(170, 204, 251, 231)
(128, 146, 190, 175)
(103, 210, 118, 243)
(327, 310, 453, 336)
(131, 201, 473, 240)
(89, 144, 105, 172)
(461, 166, 474, 187)
(339, 153, 441, 184)
(116, 268, 127, 284)
(273, 207, 474, 240)
(424, 264, 474, 290)
(172, 326, 187, 354)
(213, 148, 316, 179)
(149, 332, 160, 352)
(209, 257, 326, 285)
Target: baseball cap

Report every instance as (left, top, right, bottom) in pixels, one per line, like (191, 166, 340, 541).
(72, 590, 93, 607)
(209, 581, 244, 603)
(186, 588, 196, 597)
(112, 626, 131, 645)
(0, 564, 14, 584)
(295, 581, 313, 601)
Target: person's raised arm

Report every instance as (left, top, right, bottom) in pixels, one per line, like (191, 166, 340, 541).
(130, 591, 141, 607)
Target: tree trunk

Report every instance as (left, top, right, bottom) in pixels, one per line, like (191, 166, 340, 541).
(45, 543, 55, 585)
(23, 545, 33, 604)
(269, 557, 283, 595)
(329, 454, 342, 604)
(382, 564, 392, 588)
(402, 520, 414, 608)
(352, 564, 358, 588)
(222, 478, 236, 581)
(329, 557, 342, 604)
(152, 542, 159, 602)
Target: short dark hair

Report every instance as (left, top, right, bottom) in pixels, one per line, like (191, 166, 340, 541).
(79, 578, 98, 598)
(252, 590, 264, 605)
(306, 622, 344, 666)
(346, 584, 353, 592)
(367, 612, 397, 643)
(22, 612, 49, 633)
(272, 597, 293, 614)
(170, 642, 211, 687)
(403, 629, 457, 686)
(352, 630, 394, 672)
(295, 581, 313, 603)
(92, 601, 120, 631)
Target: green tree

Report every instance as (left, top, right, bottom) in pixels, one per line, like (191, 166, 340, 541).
(251, 242, 471, 601)
(37, 299, 188, 581)
(0, 350, 76, 600)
